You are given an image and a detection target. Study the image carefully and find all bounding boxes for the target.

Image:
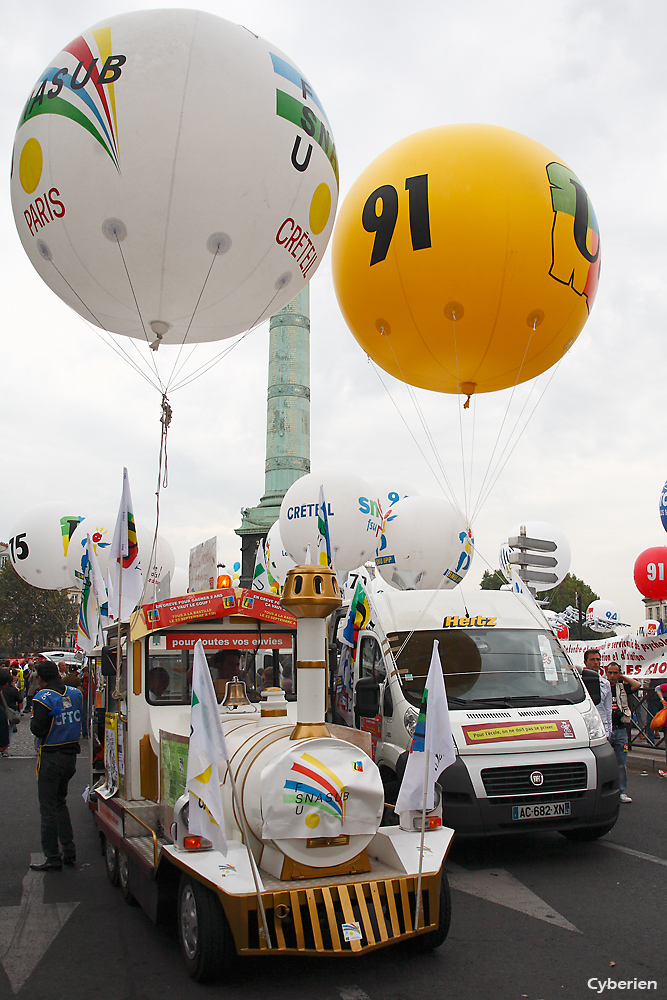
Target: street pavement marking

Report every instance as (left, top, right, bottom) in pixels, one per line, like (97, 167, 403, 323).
(447, 863, 580, 933)
(338, 989, 371, 1000)
(601, 842, 667, 867)
(0, 853, 79, 994)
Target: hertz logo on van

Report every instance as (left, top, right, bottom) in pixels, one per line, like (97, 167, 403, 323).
(442, 616, 497, 628)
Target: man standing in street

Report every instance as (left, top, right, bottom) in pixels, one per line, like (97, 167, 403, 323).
(606, 660, 641, 804)
(30, 660, 83, 870)
(582, 649, 612, 738)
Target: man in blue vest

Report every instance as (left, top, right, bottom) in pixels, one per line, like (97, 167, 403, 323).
(30, 660, 83, 871)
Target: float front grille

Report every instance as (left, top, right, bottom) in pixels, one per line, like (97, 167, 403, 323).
(226, 873, 442, 955)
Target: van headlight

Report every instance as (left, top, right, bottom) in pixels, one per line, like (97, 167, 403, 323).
(582, 704, 606, 741)
(404, 707, 418, 738)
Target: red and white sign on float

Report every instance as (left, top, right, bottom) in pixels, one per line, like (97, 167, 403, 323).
(165, 633, 292, 650)
(138, 588, 296, 632)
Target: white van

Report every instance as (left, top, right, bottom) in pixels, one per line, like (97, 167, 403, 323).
(331, 588, 620, 840)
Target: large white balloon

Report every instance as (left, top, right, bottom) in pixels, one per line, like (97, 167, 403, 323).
(8, 502, 85, 590)
(265, 521, 296, 587)
(367, 480, 417, 523)
(66, 514, 175, 593)
(11, 10, 337, 344)
(279, 472, 379, 576)
(506, 520, 571, 592)
(376, 496, 474, 590)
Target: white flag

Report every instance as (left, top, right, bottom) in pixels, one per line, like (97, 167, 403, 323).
(316, 484, 332, 568)
(186, 640, 229, 855)
(76, 534, 108, 654)
(252, 539, 270, 593)
(510, 567, 545, 621)
(510, 566, 529, 597)
(103, 569, 114, 630)
(395, 640, 456, 813)
(109, 467, 144, 621)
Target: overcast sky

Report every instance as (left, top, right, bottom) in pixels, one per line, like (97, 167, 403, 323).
(2, 0, 666, 625)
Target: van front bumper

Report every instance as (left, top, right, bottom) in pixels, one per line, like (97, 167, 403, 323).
(434, 743, 619, 837)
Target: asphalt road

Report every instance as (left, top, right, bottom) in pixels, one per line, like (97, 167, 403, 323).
(1, 741, 664, 1000)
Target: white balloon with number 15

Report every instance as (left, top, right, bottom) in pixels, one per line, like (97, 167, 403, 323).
(8, 502, 86, 590)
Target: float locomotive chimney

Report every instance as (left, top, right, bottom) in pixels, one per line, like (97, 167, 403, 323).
(280, 564, 341, 740)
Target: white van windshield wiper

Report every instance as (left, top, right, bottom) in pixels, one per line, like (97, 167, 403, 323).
(462, 695, 577, 708)
(461, 697, 513, 708)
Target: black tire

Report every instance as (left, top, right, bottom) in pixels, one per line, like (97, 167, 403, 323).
(104, 838, 120, 887)
(409, 871, 452, 953)
(560, 819, 618, 842)
(178, 875, 235, 982)
(118, 850, 138, 905)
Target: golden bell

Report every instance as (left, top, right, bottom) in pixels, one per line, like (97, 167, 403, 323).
(280, 565, 342, 619)
(221, 676, 250, 709)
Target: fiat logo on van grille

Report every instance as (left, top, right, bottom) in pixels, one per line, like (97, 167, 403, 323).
(530, 771, 544, 786)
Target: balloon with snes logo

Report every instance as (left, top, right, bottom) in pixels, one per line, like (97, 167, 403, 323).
(11, 9, 337, 345)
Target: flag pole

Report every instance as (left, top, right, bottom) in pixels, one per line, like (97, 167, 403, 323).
(225, 762, 272, 949)
(414, 747, 430, 929)
(113, 559, 124, 701)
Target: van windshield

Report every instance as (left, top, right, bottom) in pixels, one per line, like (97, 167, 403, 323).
(390, 628, 585, 709)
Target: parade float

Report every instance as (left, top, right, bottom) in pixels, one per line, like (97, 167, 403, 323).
(87, 568, 454, 981)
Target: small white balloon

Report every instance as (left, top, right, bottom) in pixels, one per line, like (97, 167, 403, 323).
(146, 535, 176, 595)
(376, 496, 473, 590)
(506, 520, 571, 592)
(169, 567, 189, 598)
(586, 599, 619, 632)
(8, 502, 85, 590)
(265, 521, 296, 587)
(279, 471, 379, 576)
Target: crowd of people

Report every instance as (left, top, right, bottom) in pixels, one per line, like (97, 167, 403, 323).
(0, 654, 86, 870)
(0, 654, 88, 755)
(582, 648, 667, 804)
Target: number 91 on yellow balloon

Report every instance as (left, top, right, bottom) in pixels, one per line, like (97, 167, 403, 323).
(332, 124, 600, 399)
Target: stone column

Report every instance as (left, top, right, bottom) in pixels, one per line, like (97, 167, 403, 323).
(236, 287, 310, 585)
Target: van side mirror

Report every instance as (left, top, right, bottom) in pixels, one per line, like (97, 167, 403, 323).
(581, 668, 601, 705)
(101, 646, 118, 677)
(355, 677, 380, 719)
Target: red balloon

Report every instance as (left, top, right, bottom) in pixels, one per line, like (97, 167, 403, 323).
(634, 546, 667, 600)
(556, 624, 569, 640)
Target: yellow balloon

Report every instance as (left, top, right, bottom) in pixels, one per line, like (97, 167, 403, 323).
(332, 124, 600, 398)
